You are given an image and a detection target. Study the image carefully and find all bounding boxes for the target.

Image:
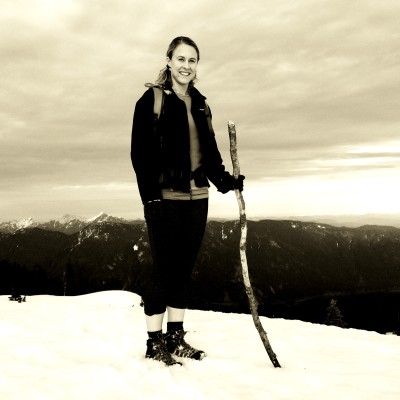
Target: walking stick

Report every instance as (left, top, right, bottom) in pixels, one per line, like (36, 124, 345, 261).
(228, 121, 281, 368)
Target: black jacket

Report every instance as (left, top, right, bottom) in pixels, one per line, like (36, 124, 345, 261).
(131, 87, 230, 203)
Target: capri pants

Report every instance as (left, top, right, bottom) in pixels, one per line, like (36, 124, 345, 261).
(143, 198, 208, 316)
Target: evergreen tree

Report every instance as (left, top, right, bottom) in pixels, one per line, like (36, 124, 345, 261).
(324, 299, 347, 328)
(63, 261, 75, 296)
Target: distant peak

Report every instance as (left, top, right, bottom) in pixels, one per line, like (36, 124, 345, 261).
(59, 214, 83, 223)
(16, 217, 35, 229)
(86, 212, 108, 223)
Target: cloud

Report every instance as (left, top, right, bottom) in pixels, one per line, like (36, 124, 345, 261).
(1, 0, 400, 220)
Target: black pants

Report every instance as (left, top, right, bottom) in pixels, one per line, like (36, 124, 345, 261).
(144, 198, 208, 316)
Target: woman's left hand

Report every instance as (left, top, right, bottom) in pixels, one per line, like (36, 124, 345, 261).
(217, 172, 245, 193)
(232, 174, 245, 192)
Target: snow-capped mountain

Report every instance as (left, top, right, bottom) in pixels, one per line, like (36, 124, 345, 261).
(39, 215, 88, 235)
(0, 213, 132, 235)
(17, 217, 35, 229)
(85, 212, 129, 225)
(0, 217, 37, 233)
(59, 214, 83, 224)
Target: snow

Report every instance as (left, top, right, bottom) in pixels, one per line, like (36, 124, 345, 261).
(59, 214, 83, 224)
(16, 217, 35, 229)
(86, 212, 108, 223)
(1, 291, 399, 400)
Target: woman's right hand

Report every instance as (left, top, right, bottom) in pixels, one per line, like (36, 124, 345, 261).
(144, 200, 163, 221)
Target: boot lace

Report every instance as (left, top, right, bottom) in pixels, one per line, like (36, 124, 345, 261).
(165, 330, 205, 360)
(146, 339, 181, 366)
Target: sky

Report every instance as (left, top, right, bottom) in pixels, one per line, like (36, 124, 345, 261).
(1, 0, 400, 222)
(1, 291, 400, 399)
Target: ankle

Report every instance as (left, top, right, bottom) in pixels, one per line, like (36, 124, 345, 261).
(167, 322, 183, 332)
(148, 330, 163, 341)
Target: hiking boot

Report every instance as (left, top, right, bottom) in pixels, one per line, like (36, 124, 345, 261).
(164, 330, 205, 360)
(146, 338, 182, 366)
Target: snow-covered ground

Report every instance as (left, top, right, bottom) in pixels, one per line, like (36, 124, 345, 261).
(1, 291, 399, 400)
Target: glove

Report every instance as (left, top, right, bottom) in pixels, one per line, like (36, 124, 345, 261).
(217, 173, 245, 193)
(232, 174, 245, 191)
(144, 200, 163, 221)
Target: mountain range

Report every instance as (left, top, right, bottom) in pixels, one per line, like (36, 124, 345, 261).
(2, 212, 400, 234)
(0, 212, 137, 235)
(1, 213, 400, 334)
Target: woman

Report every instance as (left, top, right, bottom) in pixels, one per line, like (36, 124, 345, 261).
(131, 36, 244, 366)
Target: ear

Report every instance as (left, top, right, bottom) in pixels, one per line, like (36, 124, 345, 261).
(166, 57, 171, 68)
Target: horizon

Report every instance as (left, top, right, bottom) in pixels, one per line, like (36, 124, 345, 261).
(2, 210, 400, 228)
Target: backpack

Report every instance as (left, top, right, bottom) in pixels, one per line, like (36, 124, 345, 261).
(152, 87, 214, 135)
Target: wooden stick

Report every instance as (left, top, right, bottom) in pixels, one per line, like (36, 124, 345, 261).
(228, 121, 281, 368)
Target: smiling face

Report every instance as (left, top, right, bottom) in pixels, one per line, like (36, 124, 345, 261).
(167, 43, 199, 93)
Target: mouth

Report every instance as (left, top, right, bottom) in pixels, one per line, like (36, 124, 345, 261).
(179, 71, 191, 77)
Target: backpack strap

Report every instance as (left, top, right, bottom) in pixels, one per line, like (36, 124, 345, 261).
(152, 87, 165, 144)
(203, 101, 215, 135)
(153, 87, 164, 120)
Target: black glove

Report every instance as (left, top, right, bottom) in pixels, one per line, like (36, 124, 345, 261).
(144, 200, 163, 221)
(232, 174, 245, 191)
(217, 172, 245, 193)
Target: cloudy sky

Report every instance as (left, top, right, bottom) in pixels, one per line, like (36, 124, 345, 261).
(1, 0, 400, 222)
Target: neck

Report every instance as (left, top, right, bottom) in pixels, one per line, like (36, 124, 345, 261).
(172, 82, 189, 96)
(173, 87, 188, 96)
